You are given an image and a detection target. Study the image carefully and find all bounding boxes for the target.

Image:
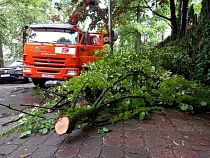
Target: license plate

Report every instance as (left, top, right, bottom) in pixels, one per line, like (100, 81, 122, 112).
(1, 74, 10, 77)
(42, 74, 55, 78)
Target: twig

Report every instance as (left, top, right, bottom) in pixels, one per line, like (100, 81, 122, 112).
(53, 100, 72, 109)
(92, 73, 137, 108)
(72, 81, 88, 108)
(2, 117, 20, 126)
(40, 88, 74, 109)
(0, 103, 45, 118)
(41, 88, 68, 98)
(92, 95, 146, 117)
(143, 0, 171, 21)
(98, 95, 145, 108)
(51, 95, 68, 109)
(91, 119, 111, 126)
(20, 104, 57, 110)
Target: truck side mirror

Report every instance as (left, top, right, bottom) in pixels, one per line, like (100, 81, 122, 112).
(22, 26, 29, 32)
(22, 26, 29, 46)
(83, 31, 88, 45)
(112, 30, 118, 41)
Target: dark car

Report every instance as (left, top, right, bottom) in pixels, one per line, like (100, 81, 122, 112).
(0, 60, 29, 83)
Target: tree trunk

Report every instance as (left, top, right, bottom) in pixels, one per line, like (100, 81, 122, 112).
(0, 40, 4, 68)
(179, 0, 189, 39)
(136, 5, 141, 52)
(170, 0, 178, 40)
(206, 0, 210, 19)
(54, 116, 70, 135)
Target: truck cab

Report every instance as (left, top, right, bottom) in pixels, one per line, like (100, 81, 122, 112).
(22, 24, 105, 86)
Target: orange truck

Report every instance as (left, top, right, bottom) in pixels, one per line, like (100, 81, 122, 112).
(22, 24, 117, 86)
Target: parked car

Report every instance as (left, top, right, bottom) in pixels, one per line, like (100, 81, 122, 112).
(0, 60, 29, 83)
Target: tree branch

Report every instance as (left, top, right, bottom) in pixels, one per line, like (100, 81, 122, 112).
(2, 118, 20, 126)
(40, 88, 74, 109)
(41, 87, 68, 98)
(20, 104, 57, 110)
(143, 0, 171, 21)
(0, 103, 45, 119)
(98, 95, 145, 109)
(51, 96, 68, 109)
(92, 73, 137, 108)
(72, 81, 88, 108)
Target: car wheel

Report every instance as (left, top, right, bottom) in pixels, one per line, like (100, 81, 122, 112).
(32, 78, 46, 87)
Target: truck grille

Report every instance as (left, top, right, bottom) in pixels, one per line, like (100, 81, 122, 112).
(37, 70, 60, 73)
(33, 56, 66, 68)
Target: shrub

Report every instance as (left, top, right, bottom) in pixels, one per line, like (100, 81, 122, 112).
(156, 75, 210, 112)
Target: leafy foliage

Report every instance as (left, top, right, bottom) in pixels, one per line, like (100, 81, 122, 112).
(0, 0, 54, 59)
(18, 105, 54, 138)
(191, 0, 210, 85)
(156, 75, 210, 112)
(51, 49, 170, 126)
(146, 38, 193, 78)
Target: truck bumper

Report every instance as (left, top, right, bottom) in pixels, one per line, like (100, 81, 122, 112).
(23, 66, 80, 80)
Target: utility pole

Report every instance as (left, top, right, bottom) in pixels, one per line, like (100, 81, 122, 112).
(108, 0, 113, 54)
(0, 40, 3, 67)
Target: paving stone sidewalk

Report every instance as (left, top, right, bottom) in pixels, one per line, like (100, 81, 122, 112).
(0, 109, 210, 158)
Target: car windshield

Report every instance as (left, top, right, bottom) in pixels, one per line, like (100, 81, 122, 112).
(28, 28, 78, 45)
(9, 60, 23, 67)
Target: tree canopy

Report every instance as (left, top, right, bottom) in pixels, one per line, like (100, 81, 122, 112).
(0, 0, 54, 61)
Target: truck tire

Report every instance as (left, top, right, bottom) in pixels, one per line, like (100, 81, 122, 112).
(23, 77, 30, 83)
(32, 78, 46, 87)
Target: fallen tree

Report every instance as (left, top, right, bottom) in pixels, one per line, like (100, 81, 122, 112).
(1, 50, 210, 138)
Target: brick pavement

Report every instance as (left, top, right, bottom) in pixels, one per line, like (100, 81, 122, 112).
(0, 109, 210, 158)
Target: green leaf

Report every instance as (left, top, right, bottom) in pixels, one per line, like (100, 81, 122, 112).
(187, 105, 194, 111)
(180, 103, 189, 111)
(139, 112, 146, 120)
(97, 128, 105, 134)
(97, 127, 112, 134)
(19, 130, 31, 138)
(200, 101, 207, 106)
(39, 128, 48, 135)
(102, 127, 109, 132)
(114, 93, 121, 99)
(142, 86, 147, 91)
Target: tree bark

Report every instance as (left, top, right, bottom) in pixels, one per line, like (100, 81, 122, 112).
(206, 0, 210, 19)
(0, 40, 4, 68)
(170, 0, 178, 40)
(179, 0, 189, 39)
(136, 5, 141, 52)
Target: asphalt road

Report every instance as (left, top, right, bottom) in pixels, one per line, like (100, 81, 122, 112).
(0, 81, 62, 118)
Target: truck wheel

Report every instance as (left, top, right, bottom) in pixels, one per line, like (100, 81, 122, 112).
(23, 77, 30, 83)
(32, 78, 46, 87)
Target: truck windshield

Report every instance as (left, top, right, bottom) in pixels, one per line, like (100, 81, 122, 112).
(28, 28, 78, 45)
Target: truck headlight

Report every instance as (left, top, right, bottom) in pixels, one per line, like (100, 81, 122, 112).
(23, 68, 31, 72)
(67, 70, 77, 75)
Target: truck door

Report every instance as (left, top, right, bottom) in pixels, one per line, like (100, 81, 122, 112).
(78, 33, 104, 67)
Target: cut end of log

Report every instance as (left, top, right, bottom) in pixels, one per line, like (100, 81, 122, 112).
(54, 116, 70, 135)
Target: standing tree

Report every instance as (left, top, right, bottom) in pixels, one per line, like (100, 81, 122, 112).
(179, 0, 189, 39)
(0, 0, 54, 60)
